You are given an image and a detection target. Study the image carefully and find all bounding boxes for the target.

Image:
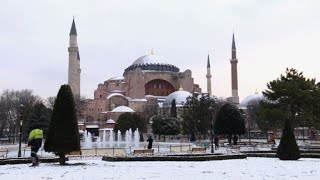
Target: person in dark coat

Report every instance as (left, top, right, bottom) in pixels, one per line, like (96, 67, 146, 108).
(214, 136, 219, 150)
(233, 135, 238, 146)
(147, 136, 153, 149)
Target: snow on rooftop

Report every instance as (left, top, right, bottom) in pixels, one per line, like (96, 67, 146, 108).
(108, 77, 124, 81)
(111, 106, 135, 112)
(129, 99, 147, 102)
(110, 90, 125, 93)
(85, 125, 99, 128)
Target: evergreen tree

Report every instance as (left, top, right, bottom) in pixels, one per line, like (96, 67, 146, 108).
(170, 99, 177, 118)
(277, 118, 300, 160)
(256, 101, 285, 133)
(190, 130, 196, 142)
(114, 113, 144, 133)
(24, 102, 51, 139)
(214, 103, 245, 144)
(182, 94, 221, 136)
(139, 132, 144, 142)
(44, 85, 80, 165)
(151, 115, 180, 141)
(263, 68, 320, 128)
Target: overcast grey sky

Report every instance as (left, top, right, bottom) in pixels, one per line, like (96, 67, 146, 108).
(1, 0, 319, 102)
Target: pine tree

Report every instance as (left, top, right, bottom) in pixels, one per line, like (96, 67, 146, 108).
(151, 116, 180, 141)
(24, 103, 51, 138)
(44, 85, 80, 165)
(263, 68, 320, 128)
(114, 113, 144, 133)
(214, 103, 246, 144)
(277, 118, 300, 160)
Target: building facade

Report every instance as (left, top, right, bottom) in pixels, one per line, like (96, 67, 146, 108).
(66, 20, 240, 134)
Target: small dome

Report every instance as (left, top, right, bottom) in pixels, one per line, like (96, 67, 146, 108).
(240, 93, 264, 108)
(163, 91, 192, 107)
(111, 106, 135, 112)
(106, 119, 116, 124)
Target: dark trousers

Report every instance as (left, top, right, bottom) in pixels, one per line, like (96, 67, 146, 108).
(31, 147, 40, 164)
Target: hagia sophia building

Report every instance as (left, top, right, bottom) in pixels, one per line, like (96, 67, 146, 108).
(67, 19, 240, 135)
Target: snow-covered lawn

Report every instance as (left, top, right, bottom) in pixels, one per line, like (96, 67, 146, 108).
(0, 157, 320, 180)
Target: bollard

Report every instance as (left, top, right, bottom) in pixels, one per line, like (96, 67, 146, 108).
(170, 145, 172, 153)
(23, 148, 26, 157)
(95, 147, 97, 155)
(158, 145, 160, 153)
(6, 149, 8, 158)
(113, 147, 115, 157)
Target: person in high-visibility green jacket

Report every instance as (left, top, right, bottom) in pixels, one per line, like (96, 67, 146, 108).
(28, 126, 43, 166)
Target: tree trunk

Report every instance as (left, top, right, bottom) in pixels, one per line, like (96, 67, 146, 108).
(59, 153, 66, 165)
(228, 134, 232, 146)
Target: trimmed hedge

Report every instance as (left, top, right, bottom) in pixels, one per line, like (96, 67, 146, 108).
(0, 157, 66, 165)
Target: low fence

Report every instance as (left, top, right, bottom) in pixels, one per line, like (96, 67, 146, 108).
(0, 144, 196, 159)
(71, 144, 194, 157)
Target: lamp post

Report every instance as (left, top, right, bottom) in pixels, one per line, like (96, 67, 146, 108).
(197, 120, 200, 143)
(208, 107, 214, 153)
(18, 104, 25, 157)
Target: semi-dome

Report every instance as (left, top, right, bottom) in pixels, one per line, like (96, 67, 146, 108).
(240, 93, 264, 108)
(125, 54, 179, 73)
(163, 90, 192, 107)
(111, 106, 135, 112)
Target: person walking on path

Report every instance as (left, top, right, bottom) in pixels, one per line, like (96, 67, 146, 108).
(28, 126, 43, 166)
(214, 136, 219, 150)
(147, 136, 153, 149)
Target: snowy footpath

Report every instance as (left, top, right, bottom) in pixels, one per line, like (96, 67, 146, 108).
(0, 157, 320, 180)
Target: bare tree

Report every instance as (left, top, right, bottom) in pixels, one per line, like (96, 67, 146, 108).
(0, 89, 42, 143)
(46, 96, 56, 110)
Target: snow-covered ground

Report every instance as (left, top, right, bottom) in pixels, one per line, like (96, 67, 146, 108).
(1, 158, 320, 180)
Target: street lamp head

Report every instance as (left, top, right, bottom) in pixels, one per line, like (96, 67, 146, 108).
(19, 104, 25, 114)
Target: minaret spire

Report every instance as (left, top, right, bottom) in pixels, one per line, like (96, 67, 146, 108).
(206, 54, 212, 96)
(232, 33, 236, 50)
(230, 33, 239, 105)
(70, 18, 77, 35)
(68, 18, 81, 96)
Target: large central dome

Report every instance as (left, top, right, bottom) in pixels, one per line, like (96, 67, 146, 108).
(132, 54, 168, 65)
(125, 53, 179, 73)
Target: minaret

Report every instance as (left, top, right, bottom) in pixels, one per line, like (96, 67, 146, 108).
(206, 54, 212, 96)
(68, 18, 81, 97)
(230, 33, 239, 104)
